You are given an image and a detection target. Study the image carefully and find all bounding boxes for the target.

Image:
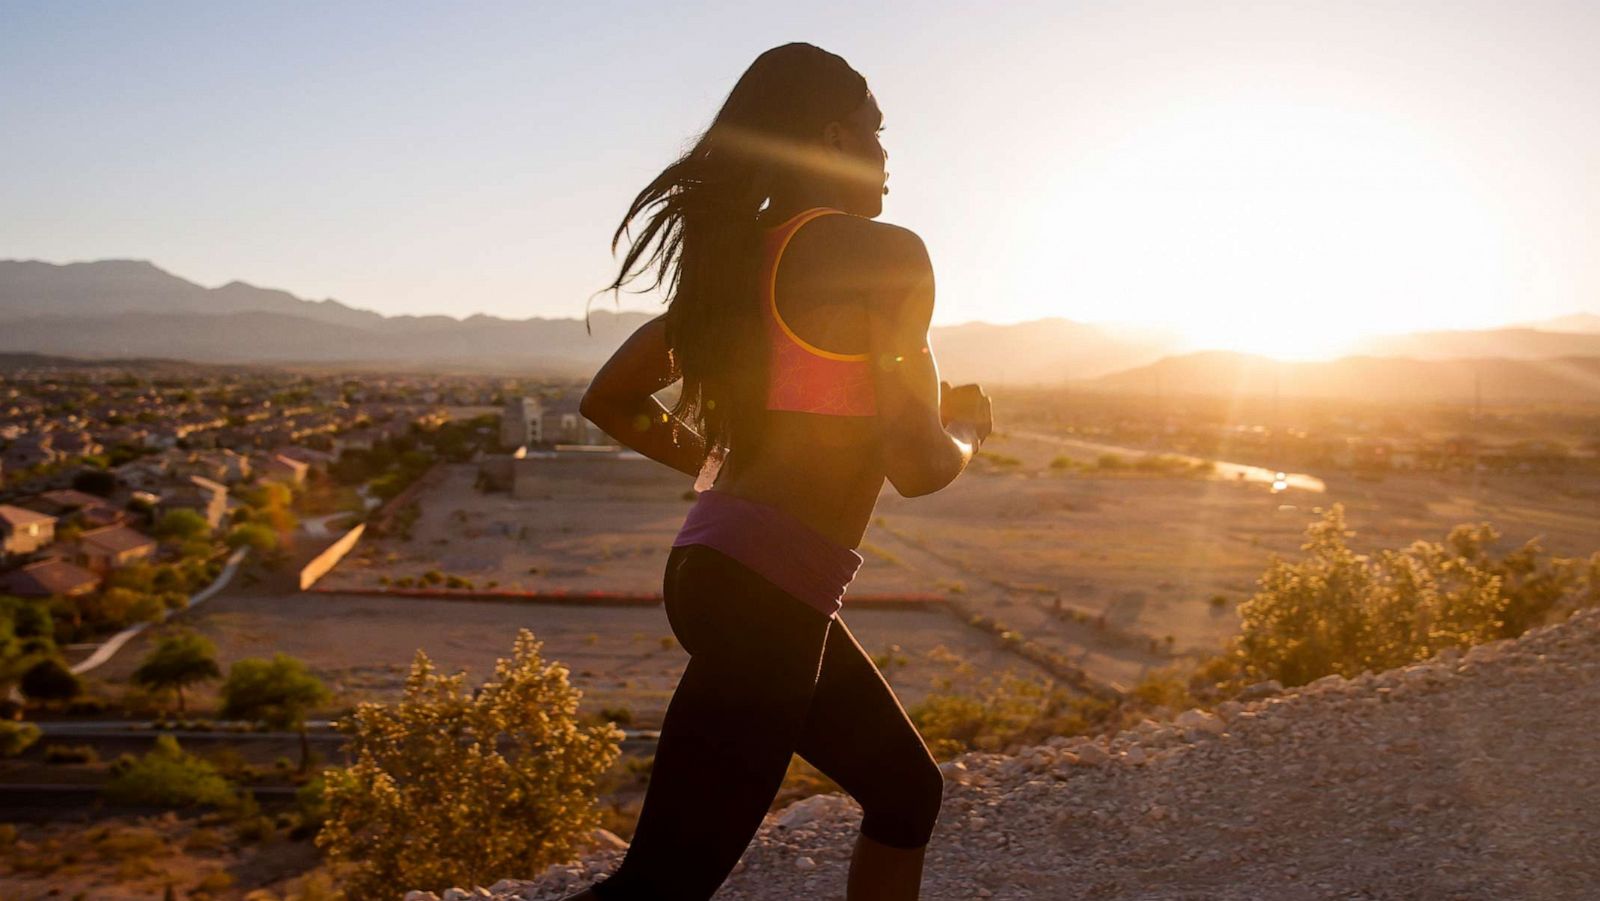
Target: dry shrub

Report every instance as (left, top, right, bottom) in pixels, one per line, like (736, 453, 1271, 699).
(315, 628, 623, 901)
(1225, 504, 1600, 688)
(908, 670, 1123, 759)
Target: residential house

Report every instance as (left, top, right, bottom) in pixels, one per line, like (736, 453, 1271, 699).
(258, 453, 309, 486)
(0, 505, 57, 560)
(163, 475, 229, 530)
(111, 456, 171, 491)
(273, 445, 335, 473)
(75, 524, 159, 574)
(332, 429, 380, 455)
(3, 434, 56, 472)
(2, 558, 100, 598)
(17, 489, 119, 526)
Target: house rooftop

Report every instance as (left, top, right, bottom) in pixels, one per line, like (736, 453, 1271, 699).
(0, 504, 56, 529)
(3, 558, 99, 597)
(78, 524, 158, 554)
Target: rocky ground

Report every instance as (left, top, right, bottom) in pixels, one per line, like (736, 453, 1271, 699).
(409, 606, 1600, 900)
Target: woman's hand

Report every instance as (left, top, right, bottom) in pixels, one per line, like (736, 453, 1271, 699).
(939, 379, 992, 444)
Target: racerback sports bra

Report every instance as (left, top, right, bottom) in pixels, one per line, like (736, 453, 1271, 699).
(760, 207, 879, 417)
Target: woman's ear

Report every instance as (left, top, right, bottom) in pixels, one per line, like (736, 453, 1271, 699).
(821, 121, 845, 151)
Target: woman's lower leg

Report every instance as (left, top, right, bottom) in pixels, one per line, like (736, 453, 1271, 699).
(846, 831, 928, 901)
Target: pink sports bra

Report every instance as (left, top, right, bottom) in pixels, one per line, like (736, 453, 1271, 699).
(760, 208, 879, 417)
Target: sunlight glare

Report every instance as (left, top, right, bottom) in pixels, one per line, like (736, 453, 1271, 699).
(1009, 91, 1513, 360)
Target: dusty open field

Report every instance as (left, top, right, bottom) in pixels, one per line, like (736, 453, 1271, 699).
(93, 589, 1048, 727)
(318, 433, 1599, 690)
(317, 461, 942, 598)
(871, 429, 1600, 663)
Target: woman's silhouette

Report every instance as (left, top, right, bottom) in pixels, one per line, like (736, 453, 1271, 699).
(571, 42, 992, 901)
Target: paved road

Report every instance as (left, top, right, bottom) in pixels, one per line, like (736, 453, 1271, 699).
(1007, 428, 1326, 493)
(67, 547, 251, 677)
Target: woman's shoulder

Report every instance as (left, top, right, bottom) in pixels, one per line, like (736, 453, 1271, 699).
(798, 214, 931, 278)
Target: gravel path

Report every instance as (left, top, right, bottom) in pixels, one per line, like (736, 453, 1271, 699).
(410, 606, 1600, 901)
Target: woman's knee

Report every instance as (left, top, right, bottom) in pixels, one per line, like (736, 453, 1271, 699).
(859, 750, 944, 849)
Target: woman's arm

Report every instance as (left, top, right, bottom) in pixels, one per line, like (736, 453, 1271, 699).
(579, 313, 708, 478)
(865, 228, 980, 497)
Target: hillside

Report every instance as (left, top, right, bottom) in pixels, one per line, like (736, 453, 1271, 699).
(414, 606, 1600, 900)
(1093, 350, 1600, 402)
(0, 260, 1174, 379)
(917, 317, 1179, 383)
(1518, 313, 1600, 334)
(0, 259, 650, 373)
(1355, 326, 1600, 360)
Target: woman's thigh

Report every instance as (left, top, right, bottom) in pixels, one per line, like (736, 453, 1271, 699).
(598, 545, 834, 898)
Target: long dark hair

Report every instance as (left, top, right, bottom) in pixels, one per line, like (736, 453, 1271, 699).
(588, 42, 869, 470)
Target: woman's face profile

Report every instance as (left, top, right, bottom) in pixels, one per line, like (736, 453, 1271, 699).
(825, 90, 888, 218)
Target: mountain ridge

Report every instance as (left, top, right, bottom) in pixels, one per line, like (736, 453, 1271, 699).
(5, 259, 1600, 390)
(0, 259, 1177, 381)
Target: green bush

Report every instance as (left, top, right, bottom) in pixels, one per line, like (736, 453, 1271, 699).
(155, 508, 212, 542)
(103, 734, 238, 808)
(20, 657, 81, 703)
(226, 523, 278, 553)
(0, 720, 41, 757)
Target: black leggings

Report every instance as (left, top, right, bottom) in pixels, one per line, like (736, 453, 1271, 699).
(589, 543, 944, 901)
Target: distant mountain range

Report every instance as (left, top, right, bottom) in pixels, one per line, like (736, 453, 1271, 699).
(0, 260, 650, 377)
(0, 259, 1183, 381)
(1095, 351, 1600, 402)
(3, 259, 1598, 398)
(1516, 312, 1600, 334)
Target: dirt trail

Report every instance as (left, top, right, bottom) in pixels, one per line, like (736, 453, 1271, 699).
(416, 605, 1600, 900)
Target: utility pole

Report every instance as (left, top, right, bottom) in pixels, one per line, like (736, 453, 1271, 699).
(1470, 366, 1482, 501)
(1271, 370, 1282, 467)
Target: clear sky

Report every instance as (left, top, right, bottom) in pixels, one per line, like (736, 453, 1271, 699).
(3, 0, 1596, 358)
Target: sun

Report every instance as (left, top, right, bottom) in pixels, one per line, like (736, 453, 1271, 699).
(996, 87, 1513, 360)
(1172, 316, 1365, 362)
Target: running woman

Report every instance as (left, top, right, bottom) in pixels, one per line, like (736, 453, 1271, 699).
(570, 42, 993, 901)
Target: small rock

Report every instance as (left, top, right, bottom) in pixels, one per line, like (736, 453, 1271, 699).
(1174, 709, 1225, 734)
(1239, 679, 1283, 700)
(775, 793, 846, 829)
(795, 855, 816, 870)
(1074, 744, 1111, 766)
(1308, 673, 1345, 691)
